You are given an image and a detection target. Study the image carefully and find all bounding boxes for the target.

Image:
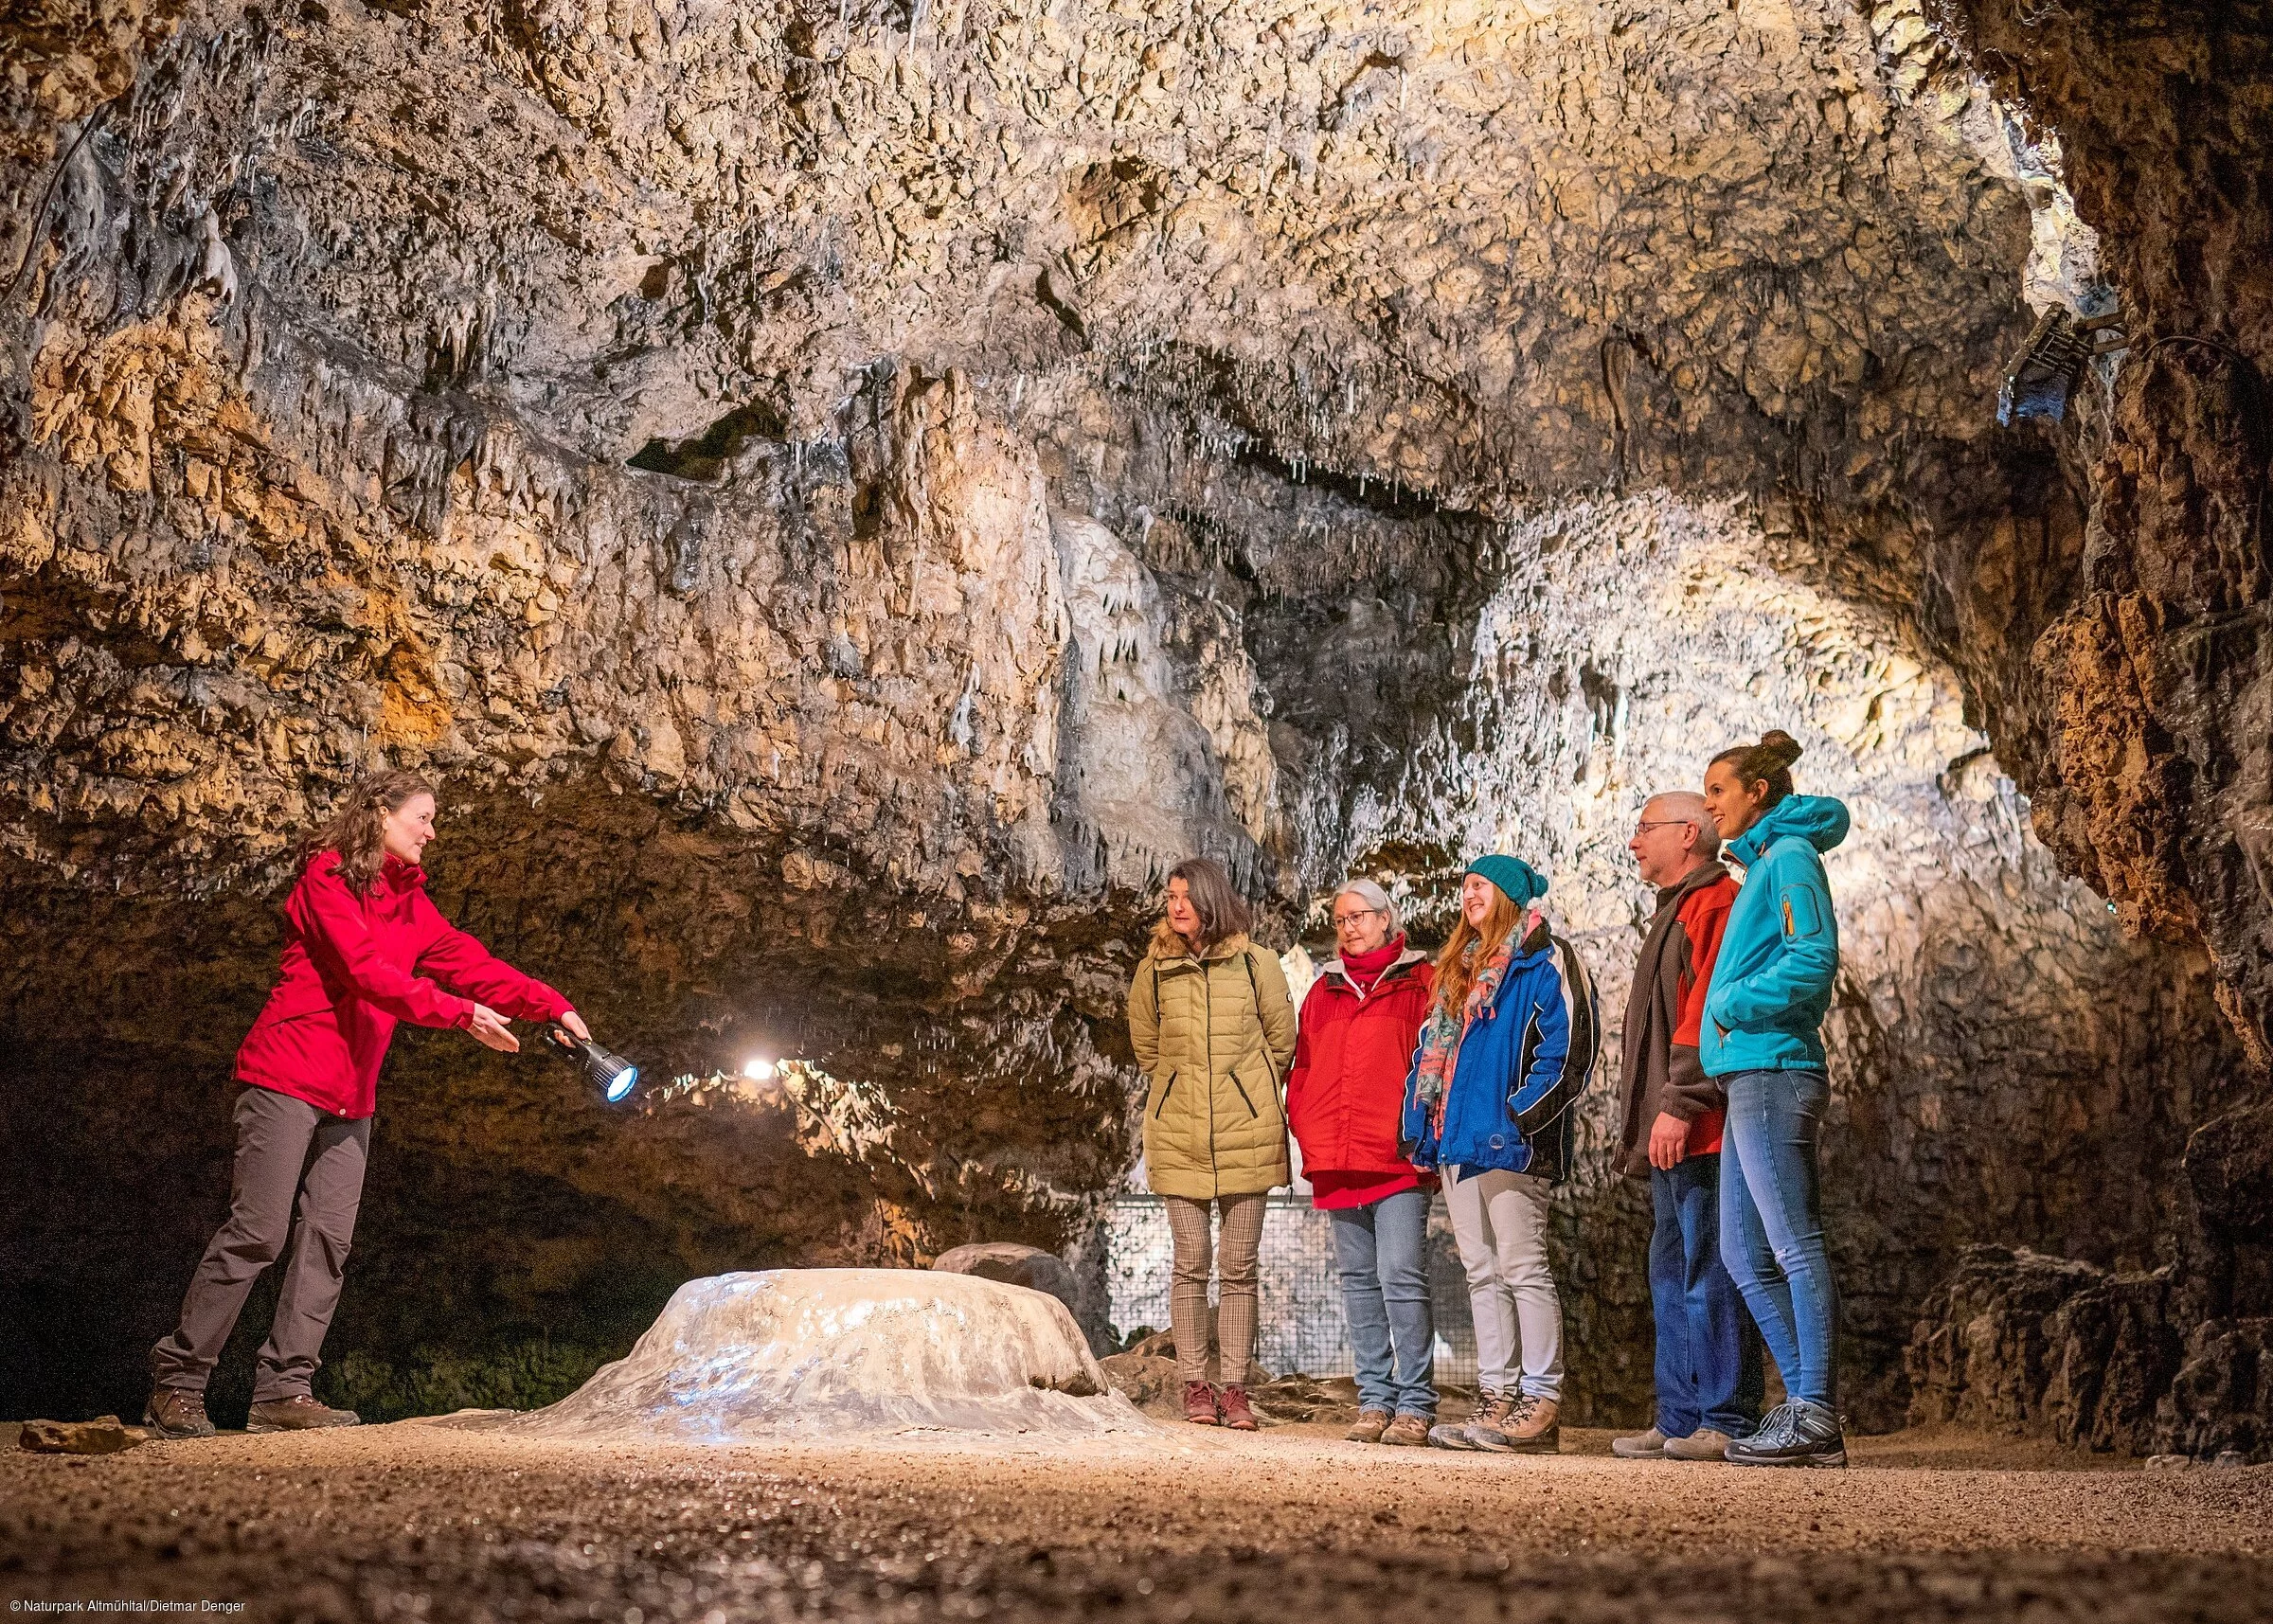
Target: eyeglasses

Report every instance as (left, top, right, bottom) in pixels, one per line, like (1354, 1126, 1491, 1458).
(1633, 819, 1696, 833)
(1332, 907, 1386, 927)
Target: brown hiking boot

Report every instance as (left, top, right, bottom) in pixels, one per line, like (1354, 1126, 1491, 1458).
(1345, 1409, 1391, 1443)
(1380, 1413, 1432, 1447)
(143, 1388, 215, 1440)
(1664, 1427, 1735, 1461)
(1497, 1394, 1560, 1454)
(245, 1395, 361, 1433)
(1218, 1384, 1259, 1431)
(1183, 1381, 1221, 1425)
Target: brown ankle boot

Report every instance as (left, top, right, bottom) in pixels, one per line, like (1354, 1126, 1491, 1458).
(1345, 1409, 1391, 1443)
(1218, 1384, 1259, 1431)
(1501, 1394, 1561, 1454)
(1182, 1381, 1221, 1425)
(143, 1388, 216, 1440)
(245, 1395, 361, 1433)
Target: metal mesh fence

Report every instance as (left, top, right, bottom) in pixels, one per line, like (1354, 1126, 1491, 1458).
(1103, 1193, 1479, 1387)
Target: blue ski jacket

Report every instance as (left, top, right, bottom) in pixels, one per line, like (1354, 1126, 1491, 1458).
(1399, 927, 1592, 1183)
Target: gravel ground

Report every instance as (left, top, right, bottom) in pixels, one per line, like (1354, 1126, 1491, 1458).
(3, 1420, 2267, 1623)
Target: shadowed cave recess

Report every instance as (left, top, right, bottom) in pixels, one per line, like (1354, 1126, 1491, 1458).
(2, 0, 2268, 1454)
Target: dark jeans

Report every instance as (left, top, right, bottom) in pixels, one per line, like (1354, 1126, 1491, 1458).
(1650, 1153, 1762, 1437)
(150, 1085, 369, 1402)
(1719, 1067, 1838, 1408)
(1327, 1186, 1436, 1418)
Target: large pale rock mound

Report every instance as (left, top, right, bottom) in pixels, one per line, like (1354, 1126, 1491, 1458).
(502, 1268, 1151, 1442)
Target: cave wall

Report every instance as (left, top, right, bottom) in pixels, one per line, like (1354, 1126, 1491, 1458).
(2, 0, 2256, 1432)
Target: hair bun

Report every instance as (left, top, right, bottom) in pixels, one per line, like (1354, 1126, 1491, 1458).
(1757, 729, 1804, 770)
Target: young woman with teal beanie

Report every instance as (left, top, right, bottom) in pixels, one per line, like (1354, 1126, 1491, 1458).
(1699, 730, 1850, 1469)
(1400, 854, 1591, 1454)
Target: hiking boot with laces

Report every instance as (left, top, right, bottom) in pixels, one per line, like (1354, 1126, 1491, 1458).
(1380, 1413, 1432, 1447)
(1218, 1384, 1260, 1431)
(1726, 1399, 1845, 1468)
(245, 1395, 361, 1433)
(1183, 1380, 1221, 1425)
(1345, 1409, 1391, 1443)
(1428, 1390, 1503, 1451)
(143, 1387, 215, 1440)
(1472, 1392, 1559, 1454)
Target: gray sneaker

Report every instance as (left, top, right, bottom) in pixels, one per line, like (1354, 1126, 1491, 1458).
(1726, 1400, 1844, 1468)
(245, 1395, 361, 1433)
(1611, 1425, 1670, 1459)
(143, 1388, 215, 1440)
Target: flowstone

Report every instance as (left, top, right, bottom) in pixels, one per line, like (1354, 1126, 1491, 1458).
(492, 1269, 1154, 1442)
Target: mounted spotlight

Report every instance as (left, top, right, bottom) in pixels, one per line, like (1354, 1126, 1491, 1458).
(742, 1057, 778, 1081)
(546, 1024, 641, 1103)
(1999, 307, 2127, 425)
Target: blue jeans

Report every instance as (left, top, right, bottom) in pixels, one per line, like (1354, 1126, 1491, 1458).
(1328, 1186, 1437, 1418)
(1719, 1068, 1838, 1408)
(1650, 1153, 1762, 1437)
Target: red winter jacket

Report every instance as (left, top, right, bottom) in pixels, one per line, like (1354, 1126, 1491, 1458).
(1287, 943, 1436, 1192)
(234, 851, 573, 1119)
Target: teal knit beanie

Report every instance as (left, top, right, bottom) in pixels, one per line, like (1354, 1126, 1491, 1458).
(1465, 853, 1546, 908)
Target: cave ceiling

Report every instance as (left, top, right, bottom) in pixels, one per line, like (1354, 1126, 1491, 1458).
(4, 0, 2267, 1429)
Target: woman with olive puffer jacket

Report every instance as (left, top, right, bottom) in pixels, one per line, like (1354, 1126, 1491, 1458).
(1127, 857, 1298, 1432)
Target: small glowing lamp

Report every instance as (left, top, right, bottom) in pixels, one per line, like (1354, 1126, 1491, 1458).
(742, 1057, 778, 1082)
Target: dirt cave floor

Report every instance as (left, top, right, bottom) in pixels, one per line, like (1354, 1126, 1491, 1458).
(2, 1421, 2268, 1624)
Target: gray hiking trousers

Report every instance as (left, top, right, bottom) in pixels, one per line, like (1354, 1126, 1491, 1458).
(149, 1084, 369, 1402)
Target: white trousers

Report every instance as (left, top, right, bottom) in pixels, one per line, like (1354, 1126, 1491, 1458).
(1444, 1167, 1565, 1400)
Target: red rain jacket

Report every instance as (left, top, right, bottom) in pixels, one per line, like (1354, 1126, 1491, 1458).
(1287, 944, 1436, 1184)
(233, 850, 573, 1119)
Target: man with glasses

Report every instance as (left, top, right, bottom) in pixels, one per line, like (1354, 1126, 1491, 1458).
(1610, 794, 1763, 1461)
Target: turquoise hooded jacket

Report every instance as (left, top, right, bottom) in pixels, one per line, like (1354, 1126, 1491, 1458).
(1700, 794, 1850, 1077)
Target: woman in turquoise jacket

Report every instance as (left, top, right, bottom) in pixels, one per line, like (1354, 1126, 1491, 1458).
(1699, 730, 1849, 1470)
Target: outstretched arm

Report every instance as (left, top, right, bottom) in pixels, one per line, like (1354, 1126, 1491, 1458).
(412, 894, 575, 1025)
(291, 862, 474, 1030)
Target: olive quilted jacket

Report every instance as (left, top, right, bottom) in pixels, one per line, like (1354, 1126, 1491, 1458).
(1127, 922, 1298, 1199)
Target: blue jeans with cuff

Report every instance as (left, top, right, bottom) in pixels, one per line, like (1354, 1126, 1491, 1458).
(1718, 1066, 1838, 1408)
(1650, 1151, 1762, 1437)
(1328, 1186, 1437, 1418)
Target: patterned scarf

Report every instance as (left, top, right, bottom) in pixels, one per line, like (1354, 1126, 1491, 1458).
(1411, 938, 1516, 1139)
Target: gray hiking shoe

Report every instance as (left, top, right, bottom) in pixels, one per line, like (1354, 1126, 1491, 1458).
(1726, 1400, 1845, 1468)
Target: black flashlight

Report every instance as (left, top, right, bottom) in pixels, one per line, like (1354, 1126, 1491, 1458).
(545, 1025, 640, 1103)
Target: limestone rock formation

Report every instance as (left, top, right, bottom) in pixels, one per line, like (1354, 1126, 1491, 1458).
(0, 0, 2264, 1446)
(488, 1267, 1150, 1441)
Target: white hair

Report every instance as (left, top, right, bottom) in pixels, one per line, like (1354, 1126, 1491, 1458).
(1644, 791, 1720, 849)
(1332, 878, 1397, 930)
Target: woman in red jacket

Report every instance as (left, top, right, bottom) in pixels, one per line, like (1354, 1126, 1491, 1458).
(144, 768, 588, 1438)
(1286, 879, 1439, 1445)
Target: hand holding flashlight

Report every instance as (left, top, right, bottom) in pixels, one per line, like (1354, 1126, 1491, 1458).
(557, 1008, 592, 1043)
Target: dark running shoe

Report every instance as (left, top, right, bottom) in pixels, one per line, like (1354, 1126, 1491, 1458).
(143, 1387, 216, 1440)
(245, 1395, 361, 1433)
(1726, 1399, 1845, 1468)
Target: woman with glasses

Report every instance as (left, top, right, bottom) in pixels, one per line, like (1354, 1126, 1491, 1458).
(1285, 879, 1440, 1444)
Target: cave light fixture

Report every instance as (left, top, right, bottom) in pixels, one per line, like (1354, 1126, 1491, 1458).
(742, 1056, 779, 1082)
